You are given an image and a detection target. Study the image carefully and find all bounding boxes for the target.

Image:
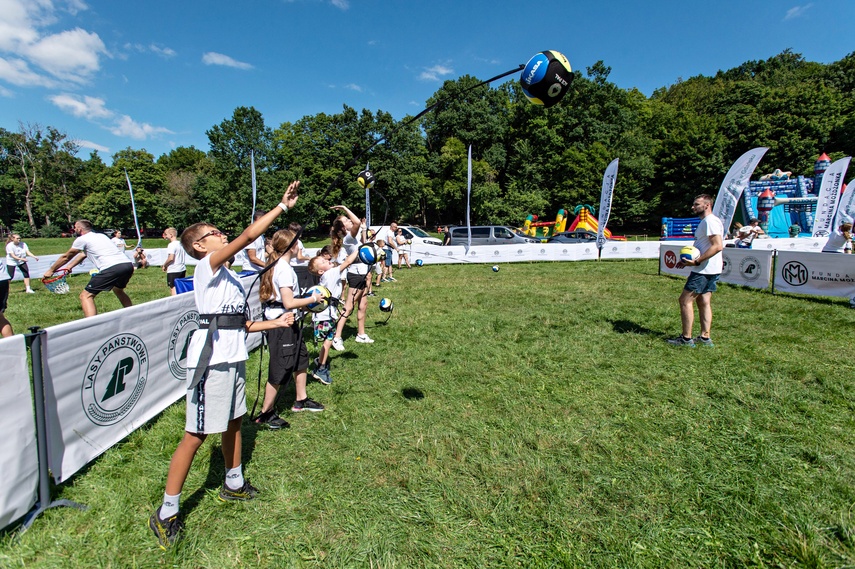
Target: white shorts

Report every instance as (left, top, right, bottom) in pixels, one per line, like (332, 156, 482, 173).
(185, 361, 247, 434)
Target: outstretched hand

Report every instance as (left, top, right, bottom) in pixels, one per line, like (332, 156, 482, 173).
(281, 181, 300, 209)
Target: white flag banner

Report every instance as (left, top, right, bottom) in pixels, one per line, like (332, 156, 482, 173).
(832, 177, 855, 230)
(775, 250, 855, 298)
(812, 157, 851, 237)
(250, 150, 258, 222)
(597, 158, 619, 250)
(466, 145, 473, 249)
(0, 334, 38, 529)
(124, 169, 142, 248)
(712, 147, 769, 231)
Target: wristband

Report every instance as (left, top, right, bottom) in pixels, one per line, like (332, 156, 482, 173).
(277, 202, 288, 213)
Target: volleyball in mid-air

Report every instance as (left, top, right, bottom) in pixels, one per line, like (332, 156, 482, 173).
(357, 170, 375, 189)
(358, 243, 378, 264)
(303, 285, 331, 313)
(379, 298, 394, 312)
(679, 246, 700, 263)
(520, 50, 573, 108)
(415, 259, 424, 267)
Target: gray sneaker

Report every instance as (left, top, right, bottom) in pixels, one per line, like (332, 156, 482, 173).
(666, 336, 696, 347)
(693, 336, 714, 347)
(313, 365, 332, 385)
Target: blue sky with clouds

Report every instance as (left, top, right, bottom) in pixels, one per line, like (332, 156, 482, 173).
(1, 0, 852, 163)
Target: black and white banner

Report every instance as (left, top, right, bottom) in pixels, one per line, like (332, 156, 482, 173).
(0, 335, 38, 528)
(774, 251, 855, 298)
(659, 244, 773, 289)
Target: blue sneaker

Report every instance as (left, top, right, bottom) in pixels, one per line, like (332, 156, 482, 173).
(313, 365, 332, 385)
(693, 336, 714, 347)
(666, 336, 696, 347)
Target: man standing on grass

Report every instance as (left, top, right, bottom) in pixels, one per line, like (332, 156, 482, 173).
(44, 220, 134, 317)
(668, 194, 724, 348)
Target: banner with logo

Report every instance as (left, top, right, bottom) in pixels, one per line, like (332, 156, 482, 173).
(812, 157, 851, 237)
(42, 294, 196, 483)
(712, 147, 769, 232)
(597, 158, 619, 250)
(0, 334, 38, 528)
(774, 251, 855, 298)
(833, 177, 855, 229)
(720, 248, 773, 288)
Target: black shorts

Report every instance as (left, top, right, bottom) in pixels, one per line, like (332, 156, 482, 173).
(346, 271, 369, 290)
(267, 325, 309, 385)
(0, 280, 8, 312)
(167, 271, 186, 288)
(7, 263, 29, 279)
(85, 263, 134, 294)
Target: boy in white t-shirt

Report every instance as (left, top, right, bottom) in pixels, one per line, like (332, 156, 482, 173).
(161, 227, 187, 295)
(307, 247, 360, 384)
(149, 182, 300, 549)
(44, 220, 135, 317)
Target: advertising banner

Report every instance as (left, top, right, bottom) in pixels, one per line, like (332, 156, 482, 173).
(712, 147, 769, 231)
(720, 248, 773, 289)
(0, 335, 38, 528)
(774, 251, 855, 298)
(812, 157, 851, 237)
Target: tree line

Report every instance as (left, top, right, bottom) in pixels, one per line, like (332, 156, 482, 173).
(1, 50, 853, 238)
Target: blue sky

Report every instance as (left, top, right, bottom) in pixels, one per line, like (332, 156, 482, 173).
(1, 0, 852, 164)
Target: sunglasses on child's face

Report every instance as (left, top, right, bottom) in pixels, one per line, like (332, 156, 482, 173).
(195, 229, 225, 242)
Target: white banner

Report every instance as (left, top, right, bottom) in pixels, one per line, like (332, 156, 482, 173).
(833, 177, 855, 229)
(812, 157, 851, 237)
(0, 334, 38, 529)
(42, 294, 196, 483)
(597, 158, 619, 250)
(720, 248, 774, 288)
(712, 147, 769, 232)
(466, 145, 473, 249)
(774, 251, 855, 298)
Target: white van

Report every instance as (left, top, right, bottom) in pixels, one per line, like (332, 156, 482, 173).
(369, 225, 442, 247)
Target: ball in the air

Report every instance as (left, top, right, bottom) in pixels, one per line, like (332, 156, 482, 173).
(379, 298, 394, 312)
(520, 50, 573, 108)
(357, 169, 375, 189)
(304, 285, 331, 313)
(492, 265, 499, 272)
(679, 246, 700, 263)
(358, 243, 378, 264)
(89, 268, 100, 276)
(415, 259, 424, 267)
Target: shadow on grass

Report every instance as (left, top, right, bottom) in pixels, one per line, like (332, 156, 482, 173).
(401, 387, 424, 400)
(609, 319, 660, 336)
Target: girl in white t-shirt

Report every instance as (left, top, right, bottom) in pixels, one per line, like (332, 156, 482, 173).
(330, 205, 374, 348)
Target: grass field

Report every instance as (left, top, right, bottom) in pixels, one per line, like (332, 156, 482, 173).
(1, 259, 854, 568)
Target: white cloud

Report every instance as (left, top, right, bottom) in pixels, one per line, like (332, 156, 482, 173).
(345, 83, 363, 92)
(49, 93, 113, 119)
(75, 138, 110, 153)
(25, 28, 107, 82)
(0, 84, 13, 97)
(109, 114, 173, 140)
(0, 55, 55, 87)
(124, 42, 177, 58)
(784, 4, 813, 20)
(202, 52, 253, 70)
(419, 64, 454, 82)
(330, 0, 349, 9)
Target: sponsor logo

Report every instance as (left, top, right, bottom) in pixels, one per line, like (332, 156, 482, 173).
(664, 250, 678, 269)
(516, 249, 524, 256)
(721, 256, 732, 277)
(781, 261, 808, 286)
(82, 334, 149, 426)
(523, 59, 542, 86)
(494, 250, 500, 256)
(168, 310, 199, 380)
(562, 248, 569, 255)
(739, 256, 761, 281)
(813, 230, 829, 238)
(539, 248, 546, 255)
(547, 83, 562, 98)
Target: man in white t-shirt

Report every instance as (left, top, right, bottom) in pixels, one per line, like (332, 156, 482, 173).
(381, 222, 399, 282)
(668, 194, 724, 348)
(735, 218, 763, 248)
(44, 220, 135, 317)
(162, 227, 187, 295)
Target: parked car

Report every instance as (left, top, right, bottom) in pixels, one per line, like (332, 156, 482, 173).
(369, 225, 442, 247)
(445, 225, 540, 246)
(547, 230, 599, 243)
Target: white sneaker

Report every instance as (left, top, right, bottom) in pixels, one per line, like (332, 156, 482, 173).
(355, 334, 374, 344)
(331, 337, 345, 351)
(26, 288, 35, 294)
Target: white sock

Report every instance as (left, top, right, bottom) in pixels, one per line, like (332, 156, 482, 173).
(225, 465, 244, 490)
(160, 493, 180, 518)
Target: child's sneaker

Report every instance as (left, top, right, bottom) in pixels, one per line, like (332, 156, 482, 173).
(355, 334, 374, 344)
(313, 366, 332, 385)
(149, 507, 183, 549)
(255, 411, 289, 429)
(218, 481, 259, 501)
(331, 337, 345, 351)
(666, 335, 696, 347)
(292, 397, 325, 412)
(693, 335, 714, 347)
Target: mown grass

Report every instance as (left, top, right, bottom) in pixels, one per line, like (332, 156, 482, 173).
(1, 259, 854, 568)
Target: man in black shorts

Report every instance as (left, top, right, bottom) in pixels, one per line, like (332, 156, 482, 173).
(44, 220, 135, 317)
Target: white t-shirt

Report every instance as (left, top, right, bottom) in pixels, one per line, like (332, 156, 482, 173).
(166, 240, 187, 273)
(0, 258, 10, 282)
(314, 266, 343, 322)
(72, 232, 133, 270)
(263, 258, 300, 320)
(5, 242, 27, 266)
(186, 255, 248, 369)
(242, 235, 266, 272)
(383, 228, 398, 250)
(111, 237, 127, 253)
(344, 231, 368, 275)
(693, 214, 724, 275)
(735, 225, 760, 247)
(822, 228, 849, 253)
(290, 239, 309, 266)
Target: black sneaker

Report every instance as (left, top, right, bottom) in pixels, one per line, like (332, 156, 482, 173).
(291, 397, 325, 412)
(666, 335, 696, 347)
(693, 335, 714, 347)
(255, 411, 289, 429)
(149, 507, 183, 549)
(218, 481, 259, 502)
